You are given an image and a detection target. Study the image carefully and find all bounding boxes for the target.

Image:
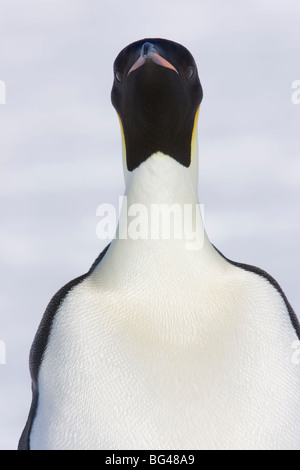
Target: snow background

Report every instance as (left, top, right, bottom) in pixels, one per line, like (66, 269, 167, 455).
(0, 0, 299, 450)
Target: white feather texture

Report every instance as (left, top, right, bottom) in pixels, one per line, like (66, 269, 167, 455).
(30, 154, 300, 450)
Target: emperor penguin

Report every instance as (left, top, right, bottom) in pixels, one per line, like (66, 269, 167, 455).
(19, 39, 300, 451)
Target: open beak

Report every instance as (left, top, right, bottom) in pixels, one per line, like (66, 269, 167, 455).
(128, 42, 179, 76)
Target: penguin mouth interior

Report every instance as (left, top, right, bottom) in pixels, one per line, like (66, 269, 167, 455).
(128, 52, 179, 76)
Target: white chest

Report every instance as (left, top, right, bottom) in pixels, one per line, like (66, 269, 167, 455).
(30, 248, 300, 450)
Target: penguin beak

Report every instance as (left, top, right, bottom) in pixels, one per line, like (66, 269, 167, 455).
(128, 42, 179, 76)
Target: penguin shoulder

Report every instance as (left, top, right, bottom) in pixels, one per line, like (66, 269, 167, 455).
(218, 249, 300, 341)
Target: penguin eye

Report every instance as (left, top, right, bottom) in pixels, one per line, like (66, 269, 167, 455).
(185, 66, 194, 80)
(115, 71, 123, 83)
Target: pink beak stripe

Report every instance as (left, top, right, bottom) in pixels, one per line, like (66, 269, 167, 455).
(128, 52, 179, 76)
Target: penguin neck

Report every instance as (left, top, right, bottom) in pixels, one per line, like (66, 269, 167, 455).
(124, 152, 199, 208)
(114, 120, 210, 251)
(94, 129, 221, 285)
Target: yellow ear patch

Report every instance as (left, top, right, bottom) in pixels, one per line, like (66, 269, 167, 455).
(117, 114, 126, 155)
(117, 113, 129, 175)
(191, 106, 200, 150)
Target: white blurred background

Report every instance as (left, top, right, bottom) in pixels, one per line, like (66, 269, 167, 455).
(0, 0, 299, 450)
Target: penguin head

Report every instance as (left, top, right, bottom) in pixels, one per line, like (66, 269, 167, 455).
(111, 38, 203, 172)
